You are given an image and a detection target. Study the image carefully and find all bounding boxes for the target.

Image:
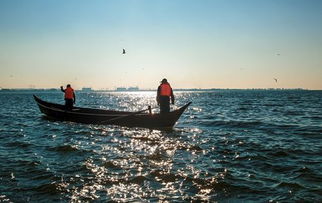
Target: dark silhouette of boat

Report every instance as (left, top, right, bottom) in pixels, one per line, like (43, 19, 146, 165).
(33, 95, 191, 128)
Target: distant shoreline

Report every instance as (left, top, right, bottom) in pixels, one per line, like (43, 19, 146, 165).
(0, 88, 315, 92)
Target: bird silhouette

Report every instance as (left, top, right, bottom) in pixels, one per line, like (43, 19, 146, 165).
(122, 49, 126, 54)
(274, 78, 278, 83)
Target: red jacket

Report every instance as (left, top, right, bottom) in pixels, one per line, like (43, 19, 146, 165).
(157, 82, 174, 104)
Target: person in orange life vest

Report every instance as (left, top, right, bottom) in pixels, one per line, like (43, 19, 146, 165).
(157, 78, 175, 113)
(60, 84, 76, 110)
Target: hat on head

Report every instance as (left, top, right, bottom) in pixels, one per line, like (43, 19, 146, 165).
(161, 78, 167, 83)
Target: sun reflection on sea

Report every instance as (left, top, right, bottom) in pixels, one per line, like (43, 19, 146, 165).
(108, 91, 157, 112)
(63, 120, 215, 202)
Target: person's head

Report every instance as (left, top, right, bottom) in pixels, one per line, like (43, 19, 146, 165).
(161, 78, 168, 84)
(67, 84, 71, 88)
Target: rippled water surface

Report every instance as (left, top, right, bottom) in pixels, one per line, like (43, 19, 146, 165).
(0, 90, 321, 202)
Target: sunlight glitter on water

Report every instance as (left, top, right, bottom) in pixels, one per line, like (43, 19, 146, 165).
(107, 91, 157, 112)
(62, 123, 210, 201)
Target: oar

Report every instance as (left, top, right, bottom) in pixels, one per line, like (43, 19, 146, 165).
(99, 106, 157, 124)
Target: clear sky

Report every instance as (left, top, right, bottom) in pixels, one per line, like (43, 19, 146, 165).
(0, 0, 321, 90)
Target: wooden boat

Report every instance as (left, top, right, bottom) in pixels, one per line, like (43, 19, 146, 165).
(33, 95, 191, 128)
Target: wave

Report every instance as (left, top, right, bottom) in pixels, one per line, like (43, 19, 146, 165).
(274, 181, 306, 190)
(197, 119, 263, 128)
(5, 141, 33, 148)
(49, 145, 80, 152)
(293, 167, 322, 182)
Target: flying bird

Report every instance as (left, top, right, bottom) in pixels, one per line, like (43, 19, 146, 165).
(122, 49, 126, 54)
(274, 78, 278, 83)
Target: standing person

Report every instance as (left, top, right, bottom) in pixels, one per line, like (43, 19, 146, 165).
(157, 78, 175, 113)
(60, 84, 76, 110)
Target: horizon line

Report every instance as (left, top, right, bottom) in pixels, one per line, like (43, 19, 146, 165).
(0, 87, 316, 91)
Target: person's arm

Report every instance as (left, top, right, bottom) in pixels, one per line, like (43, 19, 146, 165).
(60, 86, 65, 92)
(156, 86, 161, 105)
(170, 88, 175, 104)
(73, 92, 76, 104)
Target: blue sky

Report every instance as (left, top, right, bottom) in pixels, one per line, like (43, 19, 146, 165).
(1, 0, 322, 89)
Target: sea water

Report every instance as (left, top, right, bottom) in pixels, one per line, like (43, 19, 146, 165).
(0, 90, 321, 202)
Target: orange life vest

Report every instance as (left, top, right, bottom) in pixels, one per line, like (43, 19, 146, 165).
(65, 87, 74, 99)
(160, 83, 172, 96)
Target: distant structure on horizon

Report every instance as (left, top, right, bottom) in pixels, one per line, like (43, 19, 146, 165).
(116, 87, 139, 91)
(81, 87, 93, 92)
(116, 87, 127, 91)
(128, 87, 139, 91)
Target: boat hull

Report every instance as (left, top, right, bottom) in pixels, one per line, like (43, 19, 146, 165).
(33, 95, 191, 128)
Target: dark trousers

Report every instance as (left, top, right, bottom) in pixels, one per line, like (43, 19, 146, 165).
(159, 96, 170, 113)
(65, 99, 73, 110)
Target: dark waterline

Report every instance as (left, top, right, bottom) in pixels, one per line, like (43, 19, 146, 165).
(0, 90, 321, 202)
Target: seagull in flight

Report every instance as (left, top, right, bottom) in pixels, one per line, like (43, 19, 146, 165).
(122, 49, 126, 54)
(274, 78, 278, 83)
